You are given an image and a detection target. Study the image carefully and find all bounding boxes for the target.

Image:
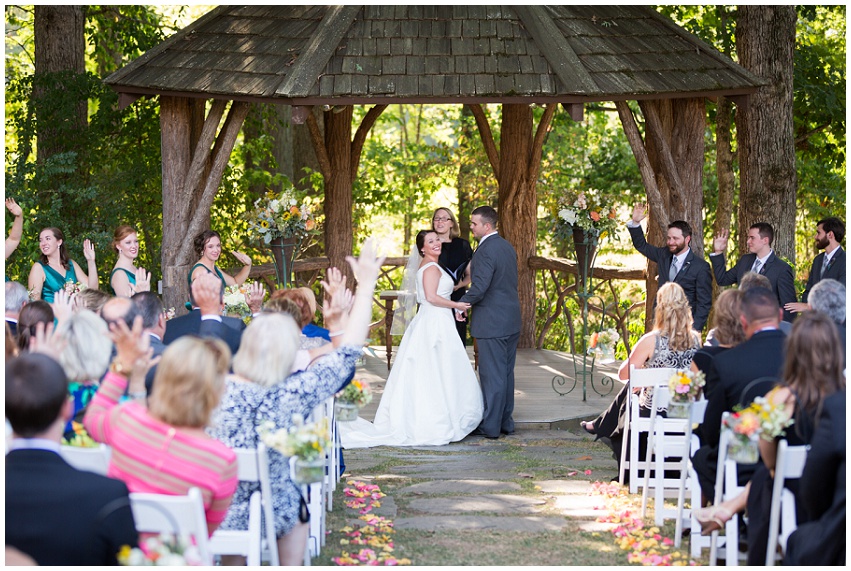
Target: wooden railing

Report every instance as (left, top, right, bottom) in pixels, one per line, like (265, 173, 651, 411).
(238, 255, 648, 352)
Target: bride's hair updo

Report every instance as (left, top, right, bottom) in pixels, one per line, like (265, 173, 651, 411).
(415, 230, 434, 257)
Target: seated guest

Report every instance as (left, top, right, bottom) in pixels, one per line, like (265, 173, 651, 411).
(808, 278, 846, 352)
(694, 312, 845, 565)
(692, 287, 787, 501)
(785, 390, 846, 565)
(6, 353, 137, 565)
(84, 320, 238, 535)
(15, 300, 54, 353)
(55, 310, 113, 437)
(5, 281, 28, 336)
(581, 282, 701, 469)
(690, 289, 745, 378)
(268, 287, 329, 349)
(297, 286, 331, 341)
(211, 240, 383, 565)
(73, 287, 111, 315)
(131, 291, 168, 395)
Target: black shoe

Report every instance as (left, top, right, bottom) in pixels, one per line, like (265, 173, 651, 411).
(470, 428, 499, 439)
(501, 430, 515, 436)
(581, 420, 597, 436)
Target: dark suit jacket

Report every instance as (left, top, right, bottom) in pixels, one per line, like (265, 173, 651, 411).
(144, 334, 168, 395)
(162, 309, 244, 355)
(785, 390, 846, 566)
(6, 449, 138, 565)
(628, 225, 713, 330)
(459, 233, 521, 339)
(710, 251, 797, 322)
(801, 247, 846, 302)
(700, 329, 786, 449)
(5, 318, 17, 337)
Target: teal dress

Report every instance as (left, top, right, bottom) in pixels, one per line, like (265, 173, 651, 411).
(38, 261, 77, 303)
(187, 263, 227, 309)
(110, 268, 136, 296)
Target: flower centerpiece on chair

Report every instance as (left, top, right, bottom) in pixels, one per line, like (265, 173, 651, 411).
(118, 534, 204, 566)
(62, 421, 98, 448)
(335, 379, 373, 422)
(260, 414, 329, 484)
(666, 370, 706, 418)
(723, 395, 794, 464)
(587, 328, 619, 364)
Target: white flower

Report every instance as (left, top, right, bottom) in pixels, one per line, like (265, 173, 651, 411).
(574, 193, 587, 209)
(559, 208, 577, 225)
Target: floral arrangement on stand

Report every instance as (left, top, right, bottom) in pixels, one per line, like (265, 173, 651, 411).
(723, 394, 794, 463)
(552, 190, 619, 241)
(245, 186, 319, 243)
(223, 283, 253, 323)
(62, 421, 98, 448)
(118, 534, 203, 566)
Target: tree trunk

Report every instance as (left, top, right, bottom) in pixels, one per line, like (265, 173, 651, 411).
(714, 96, 736, 236)
(456, 105, 478, 242)
(323, 105, 355, 284)
(33, 5, 86, 165)
(735, 5, 797, 261)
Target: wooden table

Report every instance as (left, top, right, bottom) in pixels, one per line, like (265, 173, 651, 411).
(379, 290, 404, 370)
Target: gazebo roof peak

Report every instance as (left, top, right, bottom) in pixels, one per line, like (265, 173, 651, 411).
(106, 5, 763, 106)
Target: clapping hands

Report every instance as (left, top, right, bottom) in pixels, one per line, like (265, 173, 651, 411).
(132, 268, 152, 294)
(244, 281, 266, 314)
(713, 229, 730, 254)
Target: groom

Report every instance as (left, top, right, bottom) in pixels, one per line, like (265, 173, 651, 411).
(458, 206, 521, 439)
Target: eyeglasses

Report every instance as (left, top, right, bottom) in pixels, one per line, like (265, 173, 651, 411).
(432, 217, 451, 222)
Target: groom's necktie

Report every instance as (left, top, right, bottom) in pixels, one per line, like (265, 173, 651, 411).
(668, 258, 678, 282)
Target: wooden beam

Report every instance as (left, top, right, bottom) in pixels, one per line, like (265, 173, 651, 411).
(615, 100, 670, 230)
(528, 103, 557, 184)
(639, 100, 685, 214)
(468, 104, 500, 181)
(563, 102, 584, 122)
(292, 105, 312, 124)
(274, 5, 361, 98)
(350, 105, 388, 184)
(181, 99, 227, 212)
(513, 6, 600, 94)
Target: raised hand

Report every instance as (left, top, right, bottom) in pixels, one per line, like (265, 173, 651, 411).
(345, 238, 385, 285)
(192, 272, 224, 316)
(51, 288, 75, 323)
(83, 239, 96, 262)
(29, 321, 67, 361)
(713, 229, 730, 254)
(5, 198, 22, 217)
(108, 315, 150, 371)
(231, 250, 252, 266)
(244, 281, 266, 314)
(134, 268, 151, 293)
(321, 266, 347, 306)
(631, 202, 648, 224)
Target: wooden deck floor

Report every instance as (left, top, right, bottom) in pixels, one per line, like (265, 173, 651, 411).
(355, 346, 625, 428)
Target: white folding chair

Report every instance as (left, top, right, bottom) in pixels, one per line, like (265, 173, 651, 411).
(209, 444, 279, 566)
(708, 418, 748, 566)
(60, 443, 111, 475)
(129, 487, 212, 565)
(619, 366, 678, 493)
(765, 440, 808, 566)
(640, 386, 707, 546)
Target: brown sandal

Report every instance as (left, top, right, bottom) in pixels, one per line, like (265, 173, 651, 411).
(694, 506, 733, 536)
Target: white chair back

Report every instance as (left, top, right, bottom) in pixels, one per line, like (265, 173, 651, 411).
(618, 366, 678, 493)
(765, 440, 808, 566)
(129, 487, 212, 565)
(60, 444, 111, 475)
(709, 417, 748, 566)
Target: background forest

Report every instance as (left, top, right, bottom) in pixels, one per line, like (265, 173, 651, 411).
(4, 5, 846, 352)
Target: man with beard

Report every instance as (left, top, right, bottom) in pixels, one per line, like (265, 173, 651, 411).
(627, 203, 713, 331)
(785, 216, 845, 315)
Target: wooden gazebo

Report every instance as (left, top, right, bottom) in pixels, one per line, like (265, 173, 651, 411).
(105, 5, 762, 347)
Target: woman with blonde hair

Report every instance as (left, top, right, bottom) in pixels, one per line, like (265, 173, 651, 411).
(211, 240, 383, 565)
(109, 225, 151, 297)
(85, 326, 237, 535)
(55, 310, 113, 438)
(581, 282, 701, 468)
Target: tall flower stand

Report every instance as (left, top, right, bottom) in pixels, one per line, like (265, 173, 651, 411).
(551, 227, 615, 402)
(269, 235, 301, 288)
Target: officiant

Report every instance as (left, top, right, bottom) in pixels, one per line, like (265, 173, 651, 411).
(432, 207, 473, 345)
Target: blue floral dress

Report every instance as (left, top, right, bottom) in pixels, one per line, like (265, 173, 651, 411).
(209, 345, 359, 537)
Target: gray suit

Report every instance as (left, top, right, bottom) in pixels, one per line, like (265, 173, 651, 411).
(460, 233, 521, 437)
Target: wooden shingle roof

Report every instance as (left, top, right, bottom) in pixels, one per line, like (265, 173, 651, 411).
(105, 5, 763, 105)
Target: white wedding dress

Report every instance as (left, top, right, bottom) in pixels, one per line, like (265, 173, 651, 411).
(340, 262, 484, 448)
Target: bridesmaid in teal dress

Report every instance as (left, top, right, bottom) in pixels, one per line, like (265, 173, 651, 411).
(28, 227, 99, 303)
(109, 225, 151, 297)
(188, 230, 252, 291)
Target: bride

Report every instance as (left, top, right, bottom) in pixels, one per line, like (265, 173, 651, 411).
(339, 230, 484, 448)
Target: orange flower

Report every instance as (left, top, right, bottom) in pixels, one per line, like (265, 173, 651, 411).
(290, 205, 300, 216)
(305, 219, 315, 231)
(590, 211, 601, 222)
(608, 208, 616, 219)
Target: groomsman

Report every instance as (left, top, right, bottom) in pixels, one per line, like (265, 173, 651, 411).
(785, 216, 845, 314)
(627, 203, 713, 331)
(710, 222, 797, 322)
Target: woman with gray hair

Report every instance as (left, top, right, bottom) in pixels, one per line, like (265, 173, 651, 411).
(210, 240, 383, 565)
(55, 310, 113, 438)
